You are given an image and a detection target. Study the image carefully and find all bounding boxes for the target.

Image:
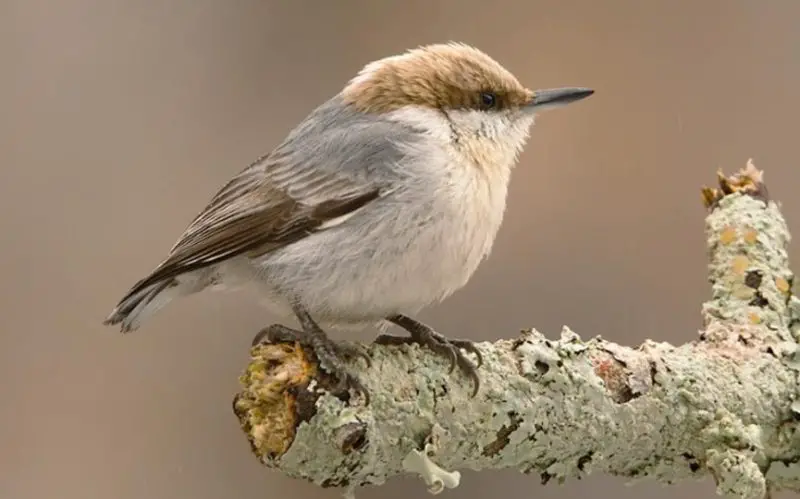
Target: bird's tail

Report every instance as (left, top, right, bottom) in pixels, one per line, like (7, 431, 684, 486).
(104, 277, 180, 333)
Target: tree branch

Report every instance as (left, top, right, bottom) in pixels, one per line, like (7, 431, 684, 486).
(232, 161, 800, 499)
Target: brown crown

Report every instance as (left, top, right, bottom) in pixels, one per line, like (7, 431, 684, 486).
(342, 42, 533, 114)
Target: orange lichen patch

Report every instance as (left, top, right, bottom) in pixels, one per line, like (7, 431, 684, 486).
(776, 277, 791, 295)
(593, 358, 613, 378)
(731, 255, 750, 275)
(701, 159, 768, 209)
(742, 228, 758, 245)
(748, 312, 762, 324)
(592, 355, 633, 403)
(233, 342, 317, 460)
(719, 226, 738, 245)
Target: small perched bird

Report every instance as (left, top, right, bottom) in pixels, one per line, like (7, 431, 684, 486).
(104, 42, 593, 402)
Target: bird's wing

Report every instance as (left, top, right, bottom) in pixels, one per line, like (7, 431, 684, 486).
(125, 158, 380, 296)
(115, 96, 419, 302)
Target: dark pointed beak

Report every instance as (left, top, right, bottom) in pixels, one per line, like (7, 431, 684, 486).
(525, 87, 594, 112)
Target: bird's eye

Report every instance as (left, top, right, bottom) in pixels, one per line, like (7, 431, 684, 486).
(479, 91, 497, 109)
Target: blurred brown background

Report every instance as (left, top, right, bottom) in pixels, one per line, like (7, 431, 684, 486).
(2, 0, 799, 498)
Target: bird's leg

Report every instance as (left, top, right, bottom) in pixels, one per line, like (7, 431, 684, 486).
(250, 305, 370, 404)
(375, 314, 483, 396)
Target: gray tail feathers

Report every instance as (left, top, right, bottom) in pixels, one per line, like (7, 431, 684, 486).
(104, 277, 178, 333)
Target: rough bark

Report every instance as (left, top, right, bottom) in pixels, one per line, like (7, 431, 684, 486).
(232, 161, 800, 499)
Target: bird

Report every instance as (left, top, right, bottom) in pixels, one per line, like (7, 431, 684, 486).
(104, 42, 593, 403)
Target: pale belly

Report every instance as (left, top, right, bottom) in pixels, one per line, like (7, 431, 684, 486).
(230, 182, 507, 329)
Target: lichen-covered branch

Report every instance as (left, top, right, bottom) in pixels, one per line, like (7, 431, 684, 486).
(232, 161, 800, 499)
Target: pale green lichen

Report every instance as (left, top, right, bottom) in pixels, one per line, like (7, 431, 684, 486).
(703, 193, 793, 336)
(234, 163, 800, 498)
(706, 449, 766, 499)
(402, 442, 461, 494)
(237, 328, 799, 495)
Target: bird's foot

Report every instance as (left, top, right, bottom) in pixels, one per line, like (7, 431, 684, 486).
(251, 323, 370, 404)
(375, 314, 483, 396)
(251, 325, 370, 366)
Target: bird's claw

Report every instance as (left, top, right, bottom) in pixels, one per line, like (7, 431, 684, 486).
(251, 323, 370, 404)
(329, 370, 370, 405)
(251, 324, 288, 346)
(335, 341, 373, 368)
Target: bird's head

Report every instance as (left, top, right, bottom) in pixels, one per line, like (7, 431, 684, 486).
(342, 42, 593, 168)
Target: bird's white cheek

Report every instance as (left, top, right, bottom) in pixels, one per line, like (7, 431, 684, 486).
(385, 107, 534, 170)
(445, 110, 533, 168)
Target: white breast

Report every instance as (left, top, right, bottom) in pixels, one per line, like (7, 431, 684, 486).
(431, 146, 511, 295)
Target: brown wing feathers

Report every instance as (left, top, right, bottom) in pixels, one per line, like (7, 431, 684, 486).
(106, 184, 379, 319)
